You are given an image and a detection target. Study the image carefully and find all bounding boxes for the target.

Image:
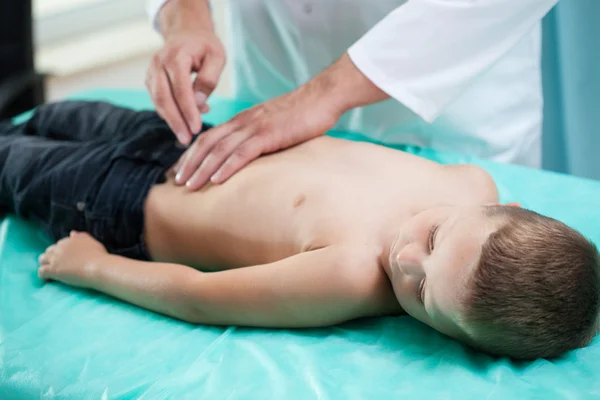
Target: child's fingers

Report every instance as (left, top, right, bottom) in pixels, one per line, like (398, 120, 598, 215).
(38, 253, 49, 265)
(38, 265, 50, 280)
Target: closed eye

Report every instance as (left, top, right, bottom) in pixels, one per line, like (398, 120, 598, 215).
(428, 225, 439, 252)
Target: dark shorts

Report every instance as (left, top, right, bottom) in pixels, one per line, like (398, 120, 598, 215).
(0, 101, 212, 260)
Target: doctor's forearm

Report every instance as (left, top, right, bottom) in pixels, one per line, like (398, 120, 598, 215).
(313, 53, 390, 118)
(158, 0, 214, 38)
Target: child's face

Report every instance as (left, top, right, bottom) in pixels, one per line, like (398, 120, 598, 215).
(387, 206, 500, 340)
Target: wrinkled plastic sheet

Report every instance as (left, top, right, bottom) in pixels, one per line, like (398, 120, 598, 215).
(1, 89, 599, 399)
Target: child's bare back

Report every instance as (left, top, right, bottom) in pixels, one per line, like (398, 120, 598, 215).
(145, 136, 498, 269)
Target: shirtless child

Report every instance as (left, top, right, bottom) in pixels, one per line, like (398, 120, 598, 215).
(1, 101, 598, 360)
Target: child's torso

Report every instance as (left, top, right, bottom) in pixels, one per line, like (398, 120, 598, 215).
(143, 137, 496, 268)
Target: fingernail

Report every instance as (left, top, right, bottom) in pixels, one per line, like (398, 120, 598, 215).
(178, 134, 190, 146)
(185, 179, 194, 189)
(200, 104, 210, 114)
(211, 171, 221, 183)
(195, 92, 208, 106)
(176, 172, 183, 184)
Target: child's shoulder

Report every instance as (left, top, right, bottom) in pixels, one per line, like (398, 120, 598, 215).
(329, 242, 389, 281)
(328, 243, 402, 315)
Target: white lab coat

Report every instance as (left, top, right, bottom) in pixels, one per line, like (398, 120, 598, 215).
(147, 0, 559, 167)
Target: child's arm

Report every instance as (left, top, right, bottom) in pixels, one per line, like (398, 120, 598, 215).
(39, 232, 400, 327)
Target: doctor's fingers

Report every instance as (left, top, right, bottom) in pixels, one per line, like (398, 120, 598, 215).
(193, 50, 226, 102)
(185, 130, 257, 190)
(174, 122, 240, 186)
(163, 52, 203, 137)
(210, 137, 266, 185)
(146, 56, 193, 145)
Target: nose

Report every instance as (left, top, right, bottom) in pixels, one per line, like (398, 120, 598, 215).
(394, 243, 425, 276)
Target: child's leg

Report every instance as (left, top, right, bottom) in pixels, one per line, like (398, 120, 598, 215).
(0, 120, 145, 250)
(18, 100, 212, 143)
(0, 124, 95, 219)
(19, 101, 169, 142)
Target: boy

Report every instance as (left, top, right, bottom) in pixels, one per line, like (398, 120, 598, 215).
(1, 101, 598, 360)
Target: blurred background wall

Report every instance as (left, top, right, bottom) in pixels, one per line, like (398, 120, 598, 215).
(34, 0, 233, 100)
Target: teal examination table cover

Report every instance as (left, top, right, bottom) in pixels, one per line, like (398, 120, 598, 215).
(1, 89, 599, 399)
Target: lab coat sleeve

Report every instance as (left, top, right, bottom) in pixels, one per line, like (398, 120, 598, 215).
(146, 0, 169, 31)
(347, 0, 559, 122)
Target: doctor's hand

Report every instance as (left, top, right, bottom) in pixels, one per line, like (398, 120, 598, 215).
(174, 83, 340, 190)
(146, 30, 226, 146)
(174, 53, 389, 190)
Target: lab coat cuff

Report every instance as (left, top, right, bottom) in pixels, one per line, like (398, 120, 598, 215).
(347, 45, 440, 123)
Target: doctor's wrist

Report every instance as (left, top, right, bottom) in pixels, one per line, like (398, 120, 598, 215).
(317, 53, 389, 117)
(159, 0, 215, 38)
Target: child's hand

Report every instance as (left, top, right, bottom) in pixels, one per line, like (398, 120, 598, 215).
(38, 231, 107, 288)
